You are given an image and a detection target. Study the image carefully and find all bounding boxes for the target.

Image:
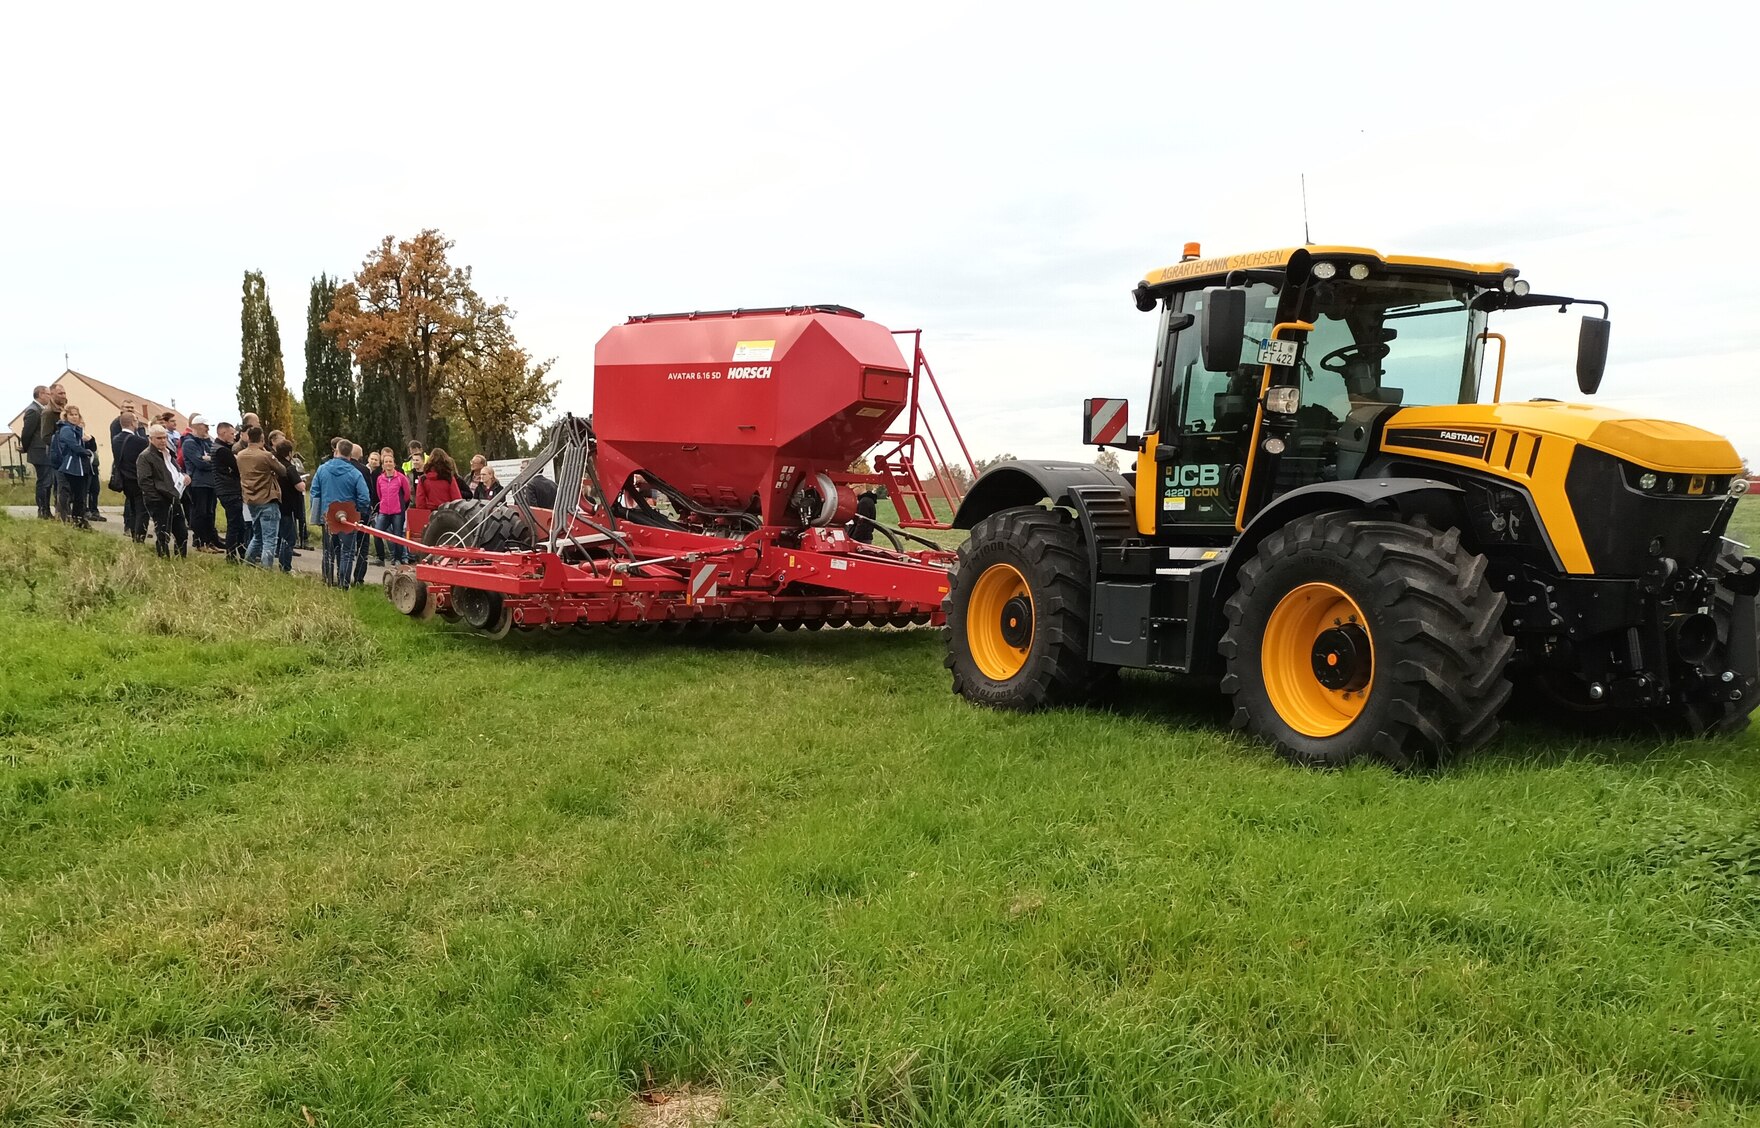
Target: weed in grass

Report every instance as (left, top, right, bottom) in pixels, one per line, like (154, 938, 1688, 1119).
(0, 524, 47, 611)
(129, 563, 374, 661)
(63, 547, 152, 618)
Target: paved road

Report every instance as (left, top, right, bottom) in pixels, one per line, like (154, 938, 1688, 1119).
(6, 505, 398, 584)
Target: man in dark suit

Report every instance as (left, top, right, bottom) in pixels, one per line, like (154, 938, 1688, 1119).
(211, 422, 247, 561)
(136, 424, 188, 558)
(19, 385, 52, 518)
(113, 410, 150, 541)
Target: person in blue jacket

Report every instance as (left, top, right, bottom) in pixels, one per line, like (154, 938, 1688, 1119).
(178, 416, 222, 552)
(49, 405, 94, 528)
(308, 437, 372, 589)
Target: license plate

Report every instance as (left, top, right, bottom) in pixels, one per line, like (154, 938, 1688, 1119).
(1257, 339, 1299, 367)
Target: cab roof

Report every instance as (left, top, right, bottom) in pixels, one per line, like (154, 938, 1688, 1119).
(1140, 245, 1516, 289)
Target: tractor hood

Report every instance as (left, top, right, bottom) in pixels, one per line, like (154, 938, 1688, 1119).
(1386, 402, 1743, 476)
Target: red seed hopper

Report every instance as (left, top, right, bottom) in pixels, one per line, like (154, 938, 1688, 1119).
(341, 306, 974, 637)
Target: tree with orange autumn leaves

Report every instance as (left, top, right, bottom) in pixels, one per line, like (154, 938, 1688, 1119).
(323, 229, 553, 452)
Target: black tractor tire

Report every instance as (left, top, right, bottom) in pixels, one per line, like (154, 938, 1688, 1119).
(945, 505, 1098, 710)
(1220, 511, 1513, 769)
(419, 499, 533, 558)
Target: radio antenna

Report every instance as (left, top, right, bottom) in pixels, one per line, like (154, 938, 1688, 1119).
(1301, 173, 1312, 245)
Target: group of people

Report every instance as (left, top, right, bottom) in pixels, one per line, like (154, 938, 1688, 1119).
(17, 382, 156, 527)
(105, 407, 309, 565)
(309, 439, 487, 588)
(16, 382, 506, 590)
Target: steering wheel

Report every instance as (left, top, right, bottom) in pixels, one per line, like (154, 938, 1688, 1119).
(1320, 342, 1390, 373)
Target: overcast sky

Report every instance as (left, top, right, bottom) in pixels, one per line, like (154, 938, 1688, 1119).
(4, 2, 1755, 466)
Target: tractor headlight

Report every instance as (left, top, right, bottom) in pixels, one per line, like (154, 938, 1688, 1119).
(1264, 386, 1301, 414)
(1512, 279, 1530, 296)
(1262, 436, 1287, 455)
(1348, 263, 1370, 280)
(1639, 472, 1658, 490)
(1733, 476, 1751, 496)
(1311, 261, 1337, 280)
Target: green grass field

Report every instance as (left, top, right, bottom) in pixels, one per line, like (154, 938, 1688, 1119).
(1727, 494, 1760, 547)
(1, 475, 126, 512)
(2, 506, 1759, 1126)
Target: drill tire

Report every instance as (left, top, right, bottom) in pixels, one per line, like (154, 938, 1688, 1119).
(1221, 511, 1513, 770)
(419, 499, 533, 557)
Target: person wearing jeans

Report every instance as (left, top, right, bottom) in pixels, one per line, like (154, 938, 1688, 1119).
(235, 426, 285, 570)
(309, 438, 373, 590)
(245, 500, 281, 570)
(273, 439, 304, 573)
(374, 510, 408, 564)
(373, 453, 413, 565)
(49, 406, 93, 527)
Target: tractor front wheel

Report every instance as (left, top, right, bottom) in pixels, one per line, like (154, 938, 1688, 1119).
(1221, 511, 1513, 769)
(945, 506, 1098, 710)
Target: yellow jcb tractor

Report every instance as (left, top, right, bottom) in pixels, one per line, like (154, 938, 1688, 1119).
(945, 244, 1758, 767)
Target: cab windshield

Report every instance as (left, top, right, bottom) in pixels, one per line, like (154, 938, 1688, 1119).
(1300, 277, 1483, 422)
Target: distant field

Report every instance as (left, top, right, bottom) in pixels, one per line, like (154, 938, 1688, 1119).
(875, 495, 964, 550)
(2, 511, 1759, 1125)
(1727, 494, 1760, 545)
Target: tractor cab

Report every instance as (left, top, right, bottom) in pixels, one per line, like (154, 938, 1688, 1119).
(1101, 245, 1612, 541)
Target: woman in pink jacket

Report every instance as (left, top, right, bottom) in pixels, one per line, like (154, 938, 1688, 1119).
(374, 457, 415, 564)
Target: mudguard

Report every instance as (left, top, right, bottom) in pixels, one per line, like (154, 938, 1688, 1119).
(1225, 478, 1465, 580)
(953, 460, 1134, 529)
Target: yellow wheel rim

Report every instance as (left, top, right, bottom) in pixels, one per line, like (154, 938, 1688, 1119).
(967, 562, 1034, 681)
(1261, 581, 1374, 738)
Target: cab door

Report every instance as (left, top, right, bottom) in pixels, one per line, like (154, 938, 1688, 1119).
(1135, 284, 1278, 537)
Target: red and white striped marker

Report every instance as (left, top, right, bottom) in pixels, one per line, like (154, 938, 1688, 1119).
(688, 563, 719, 603)
(1086, 398, 1128, 445)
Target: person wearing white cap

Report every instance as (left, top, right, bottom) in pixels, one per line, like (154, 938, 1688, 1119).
(179, 414, 223, 552)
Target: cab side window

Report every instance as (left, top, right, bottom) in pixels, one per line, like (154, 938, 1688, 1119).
(1169, 284, 1279, 438)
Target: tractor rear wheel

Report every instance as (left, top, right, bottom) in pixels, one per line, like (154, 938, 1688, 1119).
(1220, 511, 1513, 769)
(945, 506, 1097, 710)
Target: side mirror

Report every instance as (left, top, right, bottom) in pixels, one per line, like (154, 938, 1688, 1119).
(1082, 397, 1130, 446)
(1201, 288, 1246, 372)
(1577, 316, 1611, 395)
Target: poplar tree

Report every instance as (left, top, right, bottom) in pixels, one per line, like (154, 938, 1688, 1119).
(237, 270, 294, 435)
(303, 275, 354, 450)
